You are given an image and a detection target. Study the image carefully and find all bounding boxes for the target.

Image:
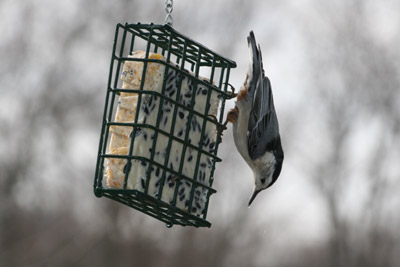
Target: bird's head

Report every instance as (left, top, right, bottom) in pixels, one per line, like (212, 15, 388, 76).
(248, 138, 284, 206)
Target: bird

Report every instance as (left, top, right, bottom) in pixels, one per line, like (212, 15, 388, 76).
(221, 31, 284, 206)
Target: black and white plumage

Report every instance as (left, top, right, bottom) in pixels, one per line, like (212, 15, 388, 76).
(226, 31, 284, 206)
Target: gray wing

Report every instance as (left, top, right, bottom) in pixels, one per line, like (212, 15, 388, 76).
(247, 76, 280, 160)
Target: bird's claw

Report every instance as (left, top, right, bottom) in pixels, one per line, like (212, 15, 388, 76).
(208, 115, 227, 144)
(225, 83, 238, 99)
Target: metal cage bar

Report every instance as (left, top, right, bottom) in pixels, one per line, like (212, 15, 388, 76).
(94, 23, 236, 228)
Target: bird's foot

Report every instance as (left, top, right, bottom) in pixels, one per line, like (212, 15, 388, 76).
(208, 115, 227, 145)
(208, 107, 239, 144)
(225, 83, 238, 99)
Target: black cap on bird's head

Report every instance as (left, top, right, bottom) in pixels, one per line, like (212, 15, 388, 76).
(248, 138, 284, 207)
(267, 136, 284, 188)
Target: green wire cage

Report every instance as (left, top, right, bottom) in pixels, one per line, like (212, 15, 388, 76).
(94, 23, 236, 228)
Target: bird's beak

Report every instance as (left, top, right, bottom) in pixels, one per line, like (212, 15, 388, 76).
(248, 188, 261, 207)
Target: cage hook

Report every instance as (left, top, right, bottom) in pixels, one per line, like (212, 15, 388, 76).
(165, 0, 173, 26)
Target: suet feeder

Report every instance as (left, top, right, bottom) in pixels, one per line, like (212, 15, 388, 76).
(93, 23, 236, 228)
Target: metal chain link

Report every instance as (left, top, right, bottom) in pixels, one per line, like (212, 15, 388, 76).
(165, 0, 173, 26)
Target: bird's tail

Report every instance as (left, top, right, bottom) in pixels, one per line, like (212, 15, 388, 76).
(247, 31, 263, 96)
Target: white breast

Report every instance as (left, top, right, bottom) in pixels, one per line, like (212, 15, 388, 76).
(232, 99, 252, 165)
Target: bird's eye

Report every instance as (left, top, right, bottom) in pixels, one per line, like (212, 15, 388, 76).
(260, 178, 266, 184)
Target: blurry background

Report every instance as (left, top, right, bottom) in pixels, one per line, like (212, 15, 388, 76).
(1, 0, 400, 266)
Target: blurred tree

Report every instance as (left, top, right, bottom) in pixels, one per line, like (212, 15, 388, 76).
(300, 1, 400, 266)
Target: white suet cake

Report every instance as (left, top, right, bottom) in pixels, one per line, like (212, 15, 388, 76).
(105, 51, 221, 215)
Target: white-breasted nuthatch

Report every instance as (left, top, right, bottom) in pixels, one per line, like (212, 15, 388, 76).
(219, 31, 284, 206)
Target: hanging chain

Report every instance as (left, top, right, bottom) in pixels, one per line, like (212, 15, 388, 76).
(165, 0, 173, 26)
